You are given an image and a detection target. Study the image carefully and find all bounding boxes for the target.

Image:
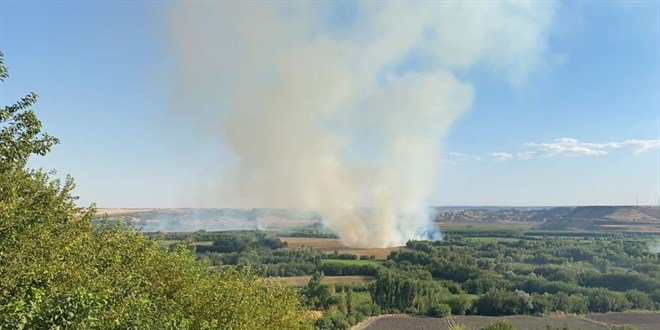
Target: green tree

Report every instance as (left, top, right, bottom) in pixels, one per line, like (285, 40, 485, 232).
(428, 303, 452, 318)
(304, 271, 334, 309)
(0, 52, 310, 329)
(624, 290, 654, 310)
(588, 288, 631, 313)
(447, 294, 473, 315)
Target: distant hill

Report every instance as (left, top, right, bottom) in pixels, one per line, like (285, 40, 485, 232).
(434, 206, 660, 233)
(433, 207, 565, 223)
(539, 206, 660, 232)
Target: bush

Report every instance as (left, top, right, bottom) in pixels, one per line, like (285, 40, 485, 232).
(474, 290, 533, 316)
(447, 294, 474, 315)
(624, 290, 654, 310)
(428, 303, 452, 318)
(481, 320, 515, 330)
(588, 288, 631, 313)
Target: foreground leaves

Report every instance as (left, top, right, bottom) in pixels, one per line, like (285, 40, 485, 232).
(0, 52, 310, 329)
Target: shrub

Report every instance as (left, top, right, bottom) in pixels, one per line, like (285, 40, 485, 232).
(428, 303, 452, 318)
(588, 288, 631, 313)
(481, 320, 515, 330)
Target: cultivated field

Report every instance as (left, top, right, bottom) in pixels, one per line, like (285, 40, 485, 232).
(356, 315, 596, 330)
(586, 312, 660, 330)
(96, 208, 155, 216)
(354, 313, 660, 330)
(354, 315, 447, 330)
(279, 237, 401, 259)
(268, 275, 374, 286)
(451, 315, 604, 330)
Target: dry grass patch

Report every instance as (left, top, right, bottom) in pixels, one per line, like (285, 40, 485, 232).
(279, 237, 401, 259)
(96, 208, 155, 216)
(268, 275, 374, 286)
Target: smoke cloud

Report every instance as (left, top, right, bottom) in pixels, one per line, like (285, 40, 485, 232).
(168, 2, 556, 247)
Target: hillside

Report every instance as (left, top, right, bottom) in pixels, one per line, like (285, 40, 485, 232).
(434, 206, 660, 233)
(539, 206, 660, 232)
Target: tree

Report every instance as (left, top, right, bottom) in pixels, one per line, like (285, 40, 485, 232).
(371, 268, 449, 315)
(428, 303, 452, 318)
(0, 52, 58, 172)
(624, 290, 654, 310)
(588, 288, 631, 313)
(474, 289, 533, 316)
(304, 271, 334, 309)
(447, 294, 473, 315)
(0, 52, 310, 329)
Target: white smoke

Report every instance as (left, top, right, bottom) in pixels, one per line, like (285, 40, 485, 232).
(168, 2, 557, 247)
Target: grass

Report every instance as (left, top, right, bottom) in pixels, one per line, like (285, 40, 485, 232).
(321, 259, 382, 267)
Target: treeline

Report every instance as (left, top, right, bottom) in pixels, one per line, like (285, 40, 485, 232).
(273, 229, 339, 238)
(376, 237, 659, 316)
(201, 246, 381, 277)
(194, 231, 286, 253)
(149, 228, 339, 241)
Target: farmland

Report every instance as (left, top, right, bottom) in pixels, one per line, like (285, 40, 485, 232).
(355, 312, 660, 330)
(280, 237, 400, 260)
(147, 220, 660, 329)
(587, 312, 660, 330)
(268, 275, 374, 286)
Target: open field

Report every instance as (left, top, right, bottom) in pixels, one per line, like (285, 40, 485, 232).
(280, 237, 401, 259)
(451, 315, 604, 330)
(586, 312, 660, 330)
(96, 208, 156, 216)
(354, 315, 447, 330)
(268, 275, 374, 286)
(321, 259, 382, 266)
(355, 313, 660, 330)
(355, 315, 600, 330)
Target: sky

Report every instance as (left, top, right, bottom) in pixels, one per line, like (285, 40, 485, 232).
(0, 1, 658, 208)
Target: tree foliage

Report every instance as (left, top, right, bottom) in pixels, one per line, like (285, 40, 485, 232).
(0, 52, 310, 329)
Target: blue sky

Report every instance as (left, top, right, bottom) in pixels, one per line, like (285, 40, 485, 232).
(0, 1, 658, 207)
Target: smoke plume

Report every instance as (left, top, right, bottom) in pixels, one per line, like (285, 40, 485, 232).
(168, 2, 556, 247)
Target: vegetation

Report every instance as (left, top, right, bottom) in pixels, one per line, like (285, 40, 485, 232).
(480, 320, 515, 330)
(195, 231, 286, 253)
(0, 53, 309, 329)
(180, 226, 658, 328)
(292, 233, 657, 328)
